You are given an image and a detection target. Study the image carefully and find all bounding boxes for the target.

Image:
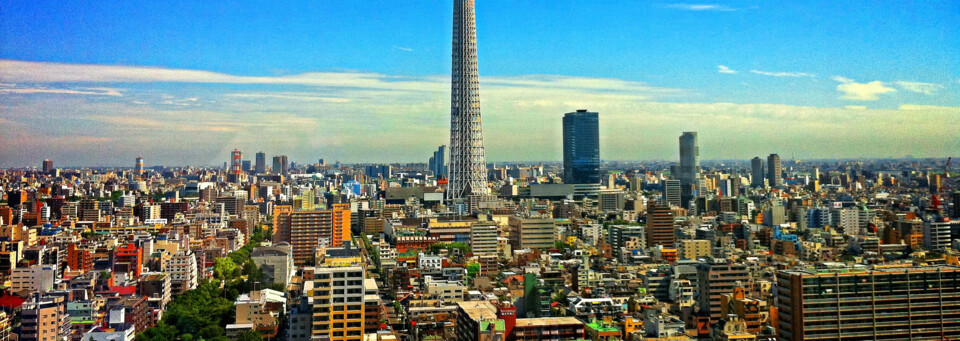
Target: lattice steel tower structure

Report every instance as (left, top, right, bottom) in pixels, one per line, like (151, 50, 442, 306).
(448, 0, 487, 199)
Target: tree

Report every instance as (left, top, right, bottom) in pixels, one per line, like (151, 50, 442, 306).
(109, 190, 123, 202)
(200, 324, 225, 339)
(429, 242, 471, 255)
(134, 323, 177, 341)
(552, 290, 568, 304)
(236, 330, 264, 341)
(139, 231, 270, 340)
(243, 261, 263, 281)
(214, 257, 238, 279)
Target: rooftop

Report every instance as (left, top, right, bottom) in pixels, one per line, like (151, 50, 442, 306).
(457, 301, 498, 322)
(585, 322, 620, 332)
(515, 317, 584, 327)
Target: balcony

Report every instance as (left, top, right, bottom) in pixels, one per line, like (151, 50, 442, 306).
(875, 329, 912, 335)
(839, 331, 876, 337)
(804, 316, 837, 322)
(804, 324, 839, 331)
(840, 322, 875, 328)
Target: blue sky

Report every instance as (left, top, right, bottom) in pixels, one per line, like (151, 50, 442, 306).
(1, 1, 958, 167)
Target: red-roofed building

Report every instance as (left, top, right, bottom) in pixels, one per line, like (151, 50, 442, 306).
(114, 243, 143, 278)
(0, 295, 27, 310)
(108, 286, 138, 296)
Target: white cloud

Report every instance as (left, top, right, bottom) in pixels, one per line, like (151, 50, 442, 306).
(1, 59, 958, 166)
(0, 59, 441, 92)
(898, 104, 956, 111)
(226, 92, 352, 103)
(749, 70, 815, 77)
(832, 76, 854, 83)
(832, 77, 896, 101)
(0, 60, 685, 100)
(665, 4, 736, 11)
(0, 87, 122, 96)
(393, 46, 414, 52)
(894, 81, 943, 95)
(717, 65, 736, 74)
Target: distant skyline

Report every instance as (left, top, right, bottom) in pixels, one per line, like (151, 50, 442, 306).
(1, 0, 958, 167)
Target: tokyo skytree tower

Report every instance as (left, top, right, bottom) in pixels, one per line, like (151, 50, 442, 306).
(447, 0, 487, 199)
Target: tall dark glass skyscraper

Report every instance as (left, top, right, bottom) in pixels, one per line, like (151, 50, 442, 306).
(255, 151, 266, 174)
(563, 109, 600, 184)
(751, 156, 765, 187)
(448, 0, 487, 199)
(428, 145, 446, 178)
(678, 132, 700, 206)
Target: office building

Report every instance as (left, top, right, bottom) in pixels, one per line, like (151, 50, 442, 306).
(925, 218, 952, 250)
(598, 191, 624, 211)
(642, 270, 673, 302)
(835, 208, 859, 235)
(11, 265, 56, 293)
(678, 132, 700, 205)
(767, 154, 782, 188)
(470, 222, 499, 255)
(697, 261, 749, 320)
(805, 208, 832, 229)
(159, 202, 188, 222)
(751, 157, 764, 187)
(428, 145, 447, 178)
(777, 265, 960, 340)
(508, 216, 556, 250)
(215, 195, 244, 216)
(78, 199, 100, 222)
(663, 179, 681, 207)
(42, 159, 54, 173)
(610, 225, 646, 260)
(448, 0, 487, 199)
(562, 109, 600, 185)
(950, 191, 960, 218)
(273, 155, 289, 175)
(646, 203, 675, 247)
(365, 165, 392, 179)
(679, 239, 711, 259)
(255, 151, 266, 174)
(763, 206, 786, 227)
(276, 205, 351, 264)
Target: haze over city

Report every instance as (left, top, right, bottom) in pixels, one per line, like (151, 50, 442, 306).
(1, 1, 957, 167)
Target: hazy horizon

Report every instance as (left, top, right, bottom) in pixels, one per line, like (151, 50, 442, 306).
(1, 1, 958, 167)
